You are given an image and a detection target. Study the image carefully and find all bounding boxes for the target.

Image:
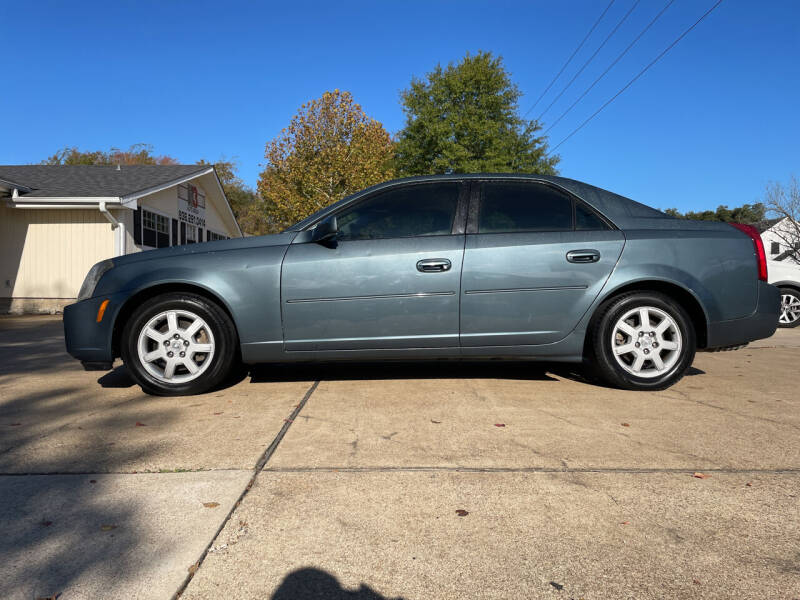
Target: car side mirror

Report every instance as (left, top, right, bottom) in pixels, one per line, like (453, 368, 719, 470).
(311, 215, 338, 247)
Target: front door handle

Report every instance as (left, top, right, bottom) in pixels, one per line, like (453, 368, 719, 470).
(417, 258, 452, 273)
(566, 249, 600, 264)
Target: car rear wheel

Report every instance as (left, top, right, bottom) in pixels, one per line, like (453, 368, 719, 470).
(778, 287, 800, 328)
(590, 291, 696, 391)
(121, 293, 238, 396)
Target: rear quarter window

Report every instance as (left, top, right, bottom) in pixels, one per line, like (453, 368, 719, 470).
(575, 202, 611, 231)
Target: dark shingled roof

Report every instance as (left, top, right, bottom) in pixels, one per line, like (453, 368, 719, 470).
(0, 165, 211, 198)
(756, 217, 784, 233)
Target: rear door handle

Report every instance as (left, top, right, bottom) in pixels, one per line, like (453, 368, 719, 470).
(417, 258, 452, 273)
(566, 249, 600, 264)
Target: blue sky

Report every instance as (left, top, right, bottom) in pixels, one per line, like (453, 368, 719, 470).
(2, 0, 798, 211)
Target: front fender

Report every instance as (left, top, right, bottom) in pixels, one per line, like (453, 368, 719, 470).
(93, 245, 288, 353)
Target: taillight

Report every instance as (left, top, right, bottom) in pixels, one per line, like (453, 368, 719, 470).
(730, 223, 768, 282)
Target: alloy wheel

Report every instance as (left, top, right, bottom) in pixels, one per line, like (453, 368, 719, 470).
(610, 306, 682, 379)
(779, 293, 800, 325)
(136, 310, 215, 384)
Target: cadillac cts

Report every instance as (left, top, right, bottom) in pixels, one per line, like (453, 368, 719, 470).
(64, 174, 779, 395)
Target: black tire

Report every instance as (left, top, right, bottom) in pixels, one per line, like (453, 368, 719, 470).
(120, 292, 238, 396)
(589, 291, 696, 391)
(778, 287, 800, 328)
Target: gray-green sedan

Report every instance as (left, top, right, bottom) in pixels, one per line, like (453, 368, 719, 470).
(64, 174, 779, 395)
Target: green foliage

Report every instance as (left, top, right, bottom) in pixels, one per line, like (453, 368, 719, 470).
(44, 143, 178, 165)
(662, 203, 766, 224)
(394, 51, 559, 176)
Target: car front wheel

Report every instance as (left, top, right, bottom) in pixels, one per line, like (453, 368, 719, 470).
(121, 292, 238, 396)
(778, 287, 800, 328)
(590, 291, 696, 391)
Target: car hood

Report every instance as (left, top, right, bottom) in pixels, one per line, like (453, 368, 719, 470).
(113, 232, 297, 266)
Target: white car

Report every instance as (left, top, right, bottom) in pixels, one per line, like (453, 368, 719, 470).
(768, 259, 800, 327)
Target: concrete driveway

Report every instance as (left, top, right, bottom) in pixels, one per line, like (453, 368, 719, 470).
(0, 316, 798, 599)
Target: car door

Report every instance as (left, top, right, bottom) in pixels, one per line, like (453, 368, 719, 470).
(281, 181, 468, 351)
(460, 179, 625, 347)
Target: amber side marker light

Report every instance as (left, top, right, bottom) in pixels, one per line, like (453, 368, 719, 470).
(96, 299, 110, 323)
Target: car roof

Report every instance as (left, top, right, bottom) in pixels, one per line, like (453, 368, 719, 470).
(287, 173, 727, 232)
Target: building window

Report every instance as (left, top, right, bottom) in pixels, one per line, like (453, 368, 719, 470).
(207, 231, 228, 241)
(142, 209, 170, 248)
(185, 224, 197, 244)
(771, 242, 780, 255)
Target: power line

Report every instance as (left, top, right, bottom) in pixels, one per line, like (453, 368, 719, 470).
(550, 0, 725, 152)
(523, 0, 615, 117)
(545, 0, 675, 135)
(537, 0, 640, 122)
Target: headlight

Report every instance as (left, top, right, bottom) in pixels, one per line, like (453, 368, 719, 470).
(77, 259, 114, 301)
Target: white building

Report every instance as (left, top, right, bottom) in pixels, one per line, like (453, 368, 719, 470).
(0, 165, 242, 313)
(759, 217, 799, 264)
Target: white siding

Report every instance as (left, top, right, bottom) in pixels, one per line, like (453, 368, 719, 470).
(0, 205, 115, 299)
(0, 173, 239, 311)
(763, 218, 799, 263)
(137, 176, 238, 240)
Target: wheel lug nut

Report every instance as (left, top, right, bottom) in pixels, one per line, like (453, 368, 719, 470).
(638, 331, 644, 337)
(183, 340, 189, 346)
(173, 333, 180, 339)
(635, 342, 640, 348)
(180, 351, 185, 358)
(643, 349, 649, 354)
(164, 340, 170, 347)
(653, 343, 659, 348)
(167, 351, 174, 358)
(650, 332, 655, 337)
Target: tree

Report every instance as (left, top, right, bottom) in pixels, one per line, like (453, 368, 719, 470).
(257, 89, 395, 232)
(197, 158, 261, 235)
(44, 143, 178, 165)
(394, 51, 559, 176)
(763, 176, 800, 262)
(663, 203, 766, 224)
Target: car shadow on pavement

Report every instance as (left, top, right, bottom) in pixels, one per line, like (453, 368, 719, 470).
(97, 364, 136, 388)
(98, 361, 251, 392)
(250, 360, 573, 384)
(98, 360, 577, 392)
(272, 568, 404, 600)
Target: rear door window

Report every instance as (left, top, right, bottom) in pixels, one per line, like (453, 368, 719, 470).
(478, 182, 573, 233)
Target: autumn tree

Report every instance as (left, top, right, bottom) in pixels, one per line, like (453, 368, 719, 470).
(44, 143, 178, 165)
(257, 90, 395, 232)
(394, 51, 559, 176)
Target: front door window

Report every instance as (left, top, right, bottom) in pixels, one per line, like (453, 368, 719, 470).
(335, 182, 461, 241)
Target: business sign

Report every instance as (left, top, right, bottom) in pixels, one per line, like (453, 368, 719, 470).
(178, 183, 206, 228)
